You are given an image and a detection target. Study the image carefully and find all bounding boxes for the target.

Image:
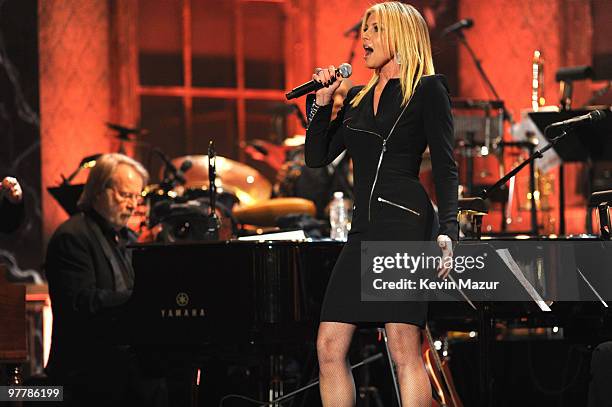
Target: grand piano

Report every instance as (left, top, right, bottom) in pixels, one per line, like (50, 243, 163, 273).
(121, 238, 611, 407)
(121, 240, 343, 346)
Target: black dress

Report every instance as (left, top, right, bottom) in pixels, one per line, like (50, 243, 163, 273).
(305, 74, 458, 327)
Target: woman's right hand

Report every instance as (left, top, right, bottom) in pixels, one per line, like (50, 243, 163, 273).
(313, 65, 343, 106)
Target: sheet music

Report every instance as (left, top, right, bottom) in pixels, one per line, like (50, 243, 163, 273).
(511, 109, 561, 173)
(495, 248, 552, 311)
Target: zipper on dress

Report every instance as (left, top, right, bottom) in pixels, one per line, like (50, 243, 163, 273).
(377, 196, 421, 216)
(368, 140, 386, 221)
(365, 102, 411, 222)
(345, 124, 383, 140)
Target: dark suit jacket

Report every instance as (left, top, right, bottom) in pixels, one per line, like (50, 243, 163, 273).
(0, 197, 24, 233)
(45, 211, 133, 378)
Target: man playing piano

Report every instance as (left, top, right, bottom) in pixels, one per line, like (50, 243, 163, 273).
(44, 153, 167, 406)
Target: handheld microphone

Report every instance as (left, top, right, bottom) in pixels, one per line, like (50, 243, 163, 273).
(441, 18, 473, 37)
(285, 63, 352, 100)
(546, 110, 606, 130)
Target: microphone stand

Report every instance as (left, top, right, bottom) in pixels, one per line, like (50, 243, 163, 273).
(480, 126, 574, 235)
(206, 141, 220, 240)
(452, 27, 519, 235)
(346, 29, 361, 66)
(256, 353, 383, 406)
(154, 148, 182, 193)
(453, 30, 514, 126)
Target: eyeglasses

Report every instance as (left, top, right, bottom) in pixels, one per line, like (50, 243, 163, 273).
(108, 186, 142, 203)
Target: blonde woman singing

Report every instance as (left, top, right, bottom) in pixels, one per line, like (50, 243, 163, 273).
(305, 2, 458, 406)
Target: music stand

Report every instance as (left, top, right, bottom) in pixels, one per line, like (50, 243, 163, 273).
(528, 110, 612, 235)
(47, 184, 84, 216)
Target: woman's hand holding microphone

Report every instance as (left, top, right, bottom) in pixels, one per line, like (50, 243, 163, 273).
(312, 65, 344, 106)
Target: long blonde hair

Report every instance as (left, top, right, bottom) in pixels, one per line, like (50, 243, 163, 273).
(351, 2, 435, 107)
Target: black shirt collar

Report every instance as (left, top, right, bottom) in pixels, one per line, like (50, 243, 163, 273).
(85, 209, 130, 243)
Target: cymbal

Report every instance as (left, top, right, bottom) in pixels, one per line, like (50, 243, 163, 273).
(233, 197, 316, 226)
(170, 155, 272, 206)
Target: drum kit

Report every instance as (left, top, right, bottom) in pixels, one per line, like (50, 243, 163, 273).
(140, 152, 317, 242)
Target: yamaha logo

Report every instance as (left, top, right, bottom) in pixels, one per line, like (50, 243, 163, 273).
(176, 292, 189, 306)
(160, 292, 206, 318)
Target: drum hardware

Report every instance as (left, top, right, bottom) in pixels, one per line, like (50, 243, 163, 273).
(233, 197, 316, 227)
(452, 100, 505, 202)
(555, 66, 594, 111)
(495, 140, 539, 234)
(244, 139, 295, 172)
(458, 197, 488, 239)
(452, 101, 505, 152)
(588, 190, 612, 239)
(171, 154, 272, 206)
(152, 148, 193, 193)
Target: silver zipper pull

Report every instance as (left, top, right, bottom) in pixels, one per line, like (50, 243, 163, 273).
(382, 140, 387, 152)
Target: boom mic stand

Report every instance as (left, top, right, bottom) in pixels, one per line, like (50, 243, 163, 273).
(256, 353, 383, 407)
(450, 26, 522, 233)
(476, 123, 575, 407)
(480, 127, 572, 206)
(451, 30, 514, 125)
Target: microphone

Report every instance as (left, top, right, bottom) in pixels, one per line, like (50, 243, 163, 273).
(441, 18, 473, 37)
(285, 63, 352, 100)
(547, 110, 606, 130)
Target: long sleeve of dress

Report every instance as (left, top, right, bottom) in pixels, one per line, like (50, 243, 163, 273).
(305, 87, 360, 168)
(423, 76, 459, 241)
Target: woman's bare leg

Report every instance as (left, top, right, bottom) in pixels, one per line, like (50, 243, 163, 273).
(317, 321, 357, 406)
(385, 323, 432, 407)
